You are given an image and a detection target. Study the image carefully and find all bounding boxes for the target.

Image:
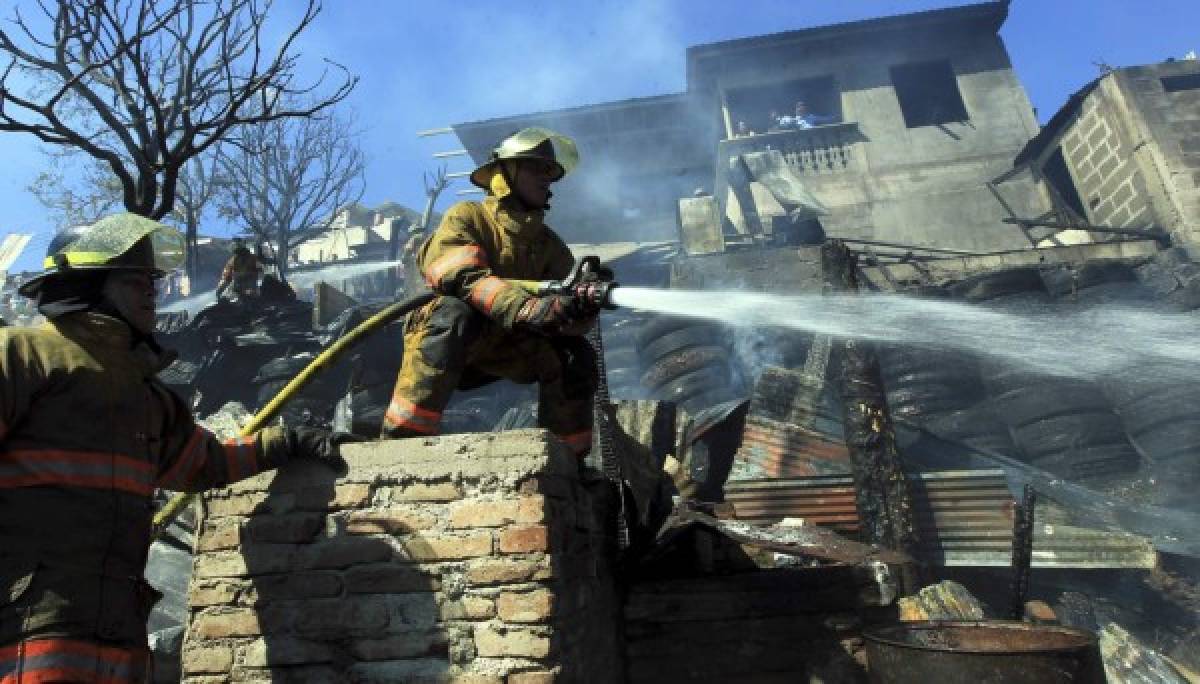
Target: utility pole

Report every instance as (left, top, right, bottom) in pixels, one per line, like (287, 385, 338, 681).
(821, 239, 921, 594)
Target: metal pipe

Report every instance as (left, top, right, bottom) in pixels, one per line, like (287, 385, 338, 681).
(1001, 217, 1168, 244)
(840, 237, 983, 256)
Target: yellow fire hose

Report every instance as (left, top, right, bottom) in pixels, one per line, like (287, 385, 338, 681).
(150, 291, 436, 540)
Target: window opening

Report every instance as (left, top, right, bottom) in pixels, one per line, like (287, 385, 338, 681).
(1161, 72, 1200, 93)
(890, 60, 968, 128)
(723, 76, 841, 139)
(1040, 146, 1087, 220)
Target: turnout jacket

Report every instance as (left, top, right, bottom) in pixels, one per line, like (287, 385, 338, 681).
(0, 312, 290, 646)
(418, 196, 576, 328)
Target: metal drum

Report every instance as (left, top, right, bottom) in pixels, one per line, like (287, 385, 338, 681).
(864, 621, 1105, 683)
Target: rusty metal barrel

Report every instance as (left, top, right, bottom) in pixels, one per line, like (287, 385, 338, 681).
(864, 621, 1106, 683)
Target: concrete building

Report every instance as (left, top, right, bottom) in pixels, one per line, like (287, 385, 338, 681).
(451, 0, 1047, 253)
(292, 203, 420, 265)
(1012, 59, 1200, 253)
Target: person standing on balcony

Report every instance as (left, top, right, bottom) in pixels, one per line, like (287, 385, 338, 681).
(777, 100, 838, 129)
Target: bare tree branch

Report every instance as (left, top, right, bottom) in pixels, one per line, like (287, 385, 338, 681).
(217, 101, 364, 281)
(0, 0, 357, 220)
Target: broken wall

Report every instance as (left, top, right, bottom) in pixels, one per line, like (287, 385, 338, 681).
(181, 430, 622, 683)
(1051, 63, 1200, 255)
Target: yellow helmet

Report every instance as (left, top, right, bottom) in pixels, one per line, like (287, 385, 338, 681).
(469, 127, 580, 196)
(18, 213, 185, 297)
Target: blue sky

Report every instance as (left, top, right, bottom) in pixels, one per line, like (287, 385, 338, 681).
(2, 0, 1197, 272)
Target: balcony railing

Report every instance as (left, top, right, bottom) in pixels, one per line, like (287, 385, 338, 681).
(719, 122, 863, 176)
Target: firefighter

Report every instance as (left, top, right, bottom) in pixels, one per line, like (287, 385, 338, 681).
(382, 127, 598, 456)
(215, 236, 263, 300)
(0, 214, 348, 681)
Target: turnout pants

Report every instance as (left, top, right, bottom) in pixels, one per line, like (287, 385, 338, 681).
(382, 297, 596, 455)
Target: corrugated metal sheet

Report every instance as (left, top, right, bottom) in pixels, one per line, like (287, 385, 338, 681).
(736, 415, 849, 477)
(723, 470, 1156, 569)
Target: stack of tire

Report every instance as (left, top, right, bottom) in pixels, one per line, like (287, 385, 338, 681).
(959, 267, 1140, 490)
(877, 286, 1015, 456)
(1075, 259, 1200, 509)
(636, 315, 745, 416)
(599, 311, 650, 400)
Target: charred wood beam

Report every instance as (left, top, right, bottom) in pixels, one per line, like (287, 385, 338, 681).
(821, 239, 921, 593)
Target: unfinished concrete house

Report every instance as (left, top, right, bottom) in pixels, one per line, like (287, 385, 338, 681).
(167, 3, 1200, 682)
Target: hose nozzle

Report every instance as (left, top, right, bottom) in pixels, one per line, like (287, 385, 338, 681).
(538, 255, 620, 311)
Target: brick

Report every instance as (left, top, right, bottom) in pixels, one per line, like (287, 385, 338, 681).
(193, 546, 299, 578)
(198, 520, 241, 551)
(449, 499, 521, 528)
(474, 625, 551, 659)
(465, 557, 552, 586)
(191, 608, 262, 639)
(441, 595, 496, 620)
(518, 476, 574, 498)
(508, 672, 557, 684)
(347, 660, 498, 683)
(498, 525, 549, 554)
(294, 483, 372, 511)
(205, 493, 274, 518)
(345, 507, 438, 534)
(230, 664, 339, 683)
(376, 482, 463, 503)
(182, 643, 233, 674)
(348, 630, 448, 660)
(242, 571, 343, 603)
(243, 514, 324, 544)
(301, 537, 395, 569)
(261, 597, 389, 638)
(497, 589, 554, 624)
(240, 637, 334, 667)
(400, 532, 493, 561)
(189, 580, 245, 607)
(344, 563, 441, 593)
(515, 496, 547, 523)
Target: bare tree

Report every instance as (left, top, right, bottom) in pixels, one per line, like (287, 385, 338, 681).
(0, 0, 356, 221)
(27, 144, 225, 281)
(217, 104, 365, 281)
(174, 151, 224, 282)
(27, 150, 124, 228)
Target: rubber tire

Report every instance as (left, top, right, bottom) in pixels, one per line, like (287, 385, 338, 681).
(641, 327, 728, 365)
(1009, 413, 1129, 460)
(991, 384, 1114, 428)
(603, 346, 641, 372)
(953, 268, 1047, 302)
(1115, 385, 1200, 436)
(640, 346, 730, 391)
(637, 316, 714, 348)
(655, 366, 731, 405)
(1128, 420, 1200, 462)
(1032, 443, 1141, 481)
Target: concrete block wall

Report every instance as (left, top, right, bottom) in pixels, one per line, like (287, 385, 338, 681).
(1059, 85, 1156, 232)
(180, 430, 622, 683)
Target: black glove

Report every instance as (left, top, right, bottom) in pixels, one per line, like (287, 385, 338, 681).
(288, 427, 362, 475)
(514, 295, 585, 334)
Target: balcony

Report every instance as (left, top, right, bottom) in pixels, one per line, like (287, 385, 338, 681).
(718, 122, 863, 176)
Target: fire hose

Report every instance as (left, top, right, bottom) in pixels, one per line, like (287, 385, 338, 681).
(151, 258, 620, 540)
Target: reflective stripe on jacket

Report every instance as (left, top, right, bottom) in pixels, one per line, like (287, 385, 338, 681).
(0, 312, 290, 646)
(418, 197, 575, 329)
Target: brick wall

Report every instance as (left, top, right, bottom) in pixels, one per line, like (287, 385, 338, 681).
(181, 429, 622, 683)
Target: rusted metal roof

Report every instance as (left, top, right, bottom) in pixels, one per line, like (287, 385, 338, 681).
(723, 470, 1156, 569)
(736, 415, 850, 477)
